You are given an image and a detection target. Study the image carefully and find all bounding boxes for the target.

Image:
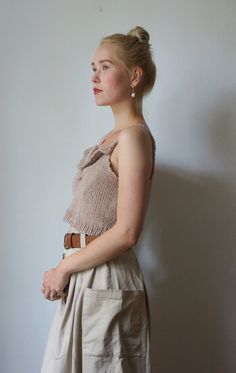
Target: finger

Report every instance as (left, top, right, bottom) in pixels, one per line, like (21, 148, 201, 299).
(52, 294, 62, 301)
(49, 291, 58, 301)
(54, 293, 64, 301)
(41, 282, 47, 293)
(44, 287, 51, 300)
(57, 291, 66, 299)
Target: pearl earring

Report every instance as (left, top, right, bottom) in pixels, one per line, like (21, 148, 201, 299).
(131, 87, 135, 98)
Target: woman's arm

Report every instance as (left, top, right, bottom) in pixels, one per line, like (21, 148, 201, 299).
(57, 126, 153, 276)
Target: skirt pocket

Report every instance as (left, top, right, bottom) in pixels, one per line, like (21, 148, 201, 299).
(81, 288, 144, 358)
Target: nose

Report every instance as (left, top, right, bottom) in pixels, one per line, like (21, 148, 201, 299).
(91, 70, 100, 83)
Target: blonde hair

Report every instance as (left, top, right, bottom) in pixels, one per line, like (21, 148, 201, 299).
(100, 26, 157, 98)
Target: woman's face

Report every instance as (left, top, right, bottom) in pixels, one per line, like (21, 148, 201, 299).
(91, 43, 132, 106)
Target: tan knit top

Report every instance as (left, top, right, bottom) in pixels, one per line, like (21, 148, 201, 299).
(63, 124, 156, 236)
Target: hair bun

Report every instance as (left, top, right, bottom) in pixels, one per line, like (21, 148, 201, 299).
(127, 26, 150, 44)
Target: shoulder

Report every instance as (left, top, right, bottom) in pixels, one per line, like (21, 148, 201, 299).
(113, 125, 154, 181)
(116, 125, 153, 174)
(117, 125, 153, 153)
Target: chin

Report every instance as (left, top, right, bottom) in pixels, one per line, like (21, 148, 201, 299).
(95, 99, 113, 106)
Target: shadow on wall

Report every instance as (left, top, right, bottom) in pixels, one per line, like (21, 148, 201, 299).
(137, 165, 236, 373)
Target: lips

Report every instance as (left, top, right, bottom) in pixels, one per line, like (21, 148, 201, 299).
(93, 88, 103, 95)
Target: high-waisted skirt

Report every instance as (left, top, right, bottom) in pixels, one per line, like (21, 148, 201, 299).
(40, 232, 152, 373)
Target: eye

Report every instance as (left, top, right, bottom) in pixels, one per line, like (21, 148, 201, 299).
(92, 65, 109, 72)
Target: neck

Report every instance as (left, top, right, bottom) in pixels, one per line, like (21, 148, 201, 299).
(110, 98, 146, 131)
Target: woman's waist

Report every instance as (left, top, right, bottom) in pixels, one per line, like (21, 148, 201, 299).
(64, 227, 134, 256)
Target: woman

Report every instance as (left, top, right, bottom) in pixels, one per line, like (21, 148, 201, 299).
(40, 25, 157, 373)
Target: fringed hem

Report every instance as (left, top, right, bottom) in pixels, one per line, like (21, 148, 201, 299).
(63, 209, 115, 236)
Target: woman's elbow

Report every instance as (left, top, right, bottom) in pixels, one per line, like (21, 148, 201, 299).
(114, 223, 141, 248)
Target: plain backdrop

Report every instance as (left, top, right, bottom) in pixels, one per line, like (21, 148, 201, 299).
(1, 1, 236, 372)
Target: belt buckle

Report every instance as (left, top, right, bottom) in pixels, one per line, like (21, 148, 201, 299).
(85, 233, 88, 246)
(64, 232, 76, 249)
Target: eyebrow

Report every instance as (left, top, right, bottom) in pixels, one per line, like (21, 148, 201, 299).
(91, 59, 113, 66)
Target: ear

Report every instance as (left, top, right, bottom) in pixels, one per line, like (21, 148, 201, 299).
(131, 66, 143, 87)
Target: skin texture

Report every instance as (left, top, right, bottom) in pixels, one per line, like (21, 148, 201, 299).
(42, 43, 154, 301)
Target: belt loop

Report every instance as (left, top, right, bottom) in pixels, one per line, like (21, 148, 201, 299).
(70, 232, 75, 248)
(80, 232, 86, 248)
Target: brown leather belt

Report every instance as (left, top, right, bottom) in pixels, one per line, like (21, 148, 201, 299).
(64, 233, 97, 249)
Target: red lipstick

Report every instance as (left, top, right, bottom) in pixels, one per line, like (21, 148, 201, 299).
(93, 88, 103, 95)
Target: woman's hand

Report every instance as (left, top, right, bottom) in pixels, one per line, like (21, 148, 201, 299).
(41, 266, 70, 301)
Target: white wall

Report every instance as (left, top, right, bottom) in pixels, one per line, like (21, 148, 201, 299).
(1, 1, 235, 372)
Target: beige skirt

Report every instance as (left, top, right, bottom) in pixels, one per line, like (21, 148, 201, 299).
(40, 233, 152, 373)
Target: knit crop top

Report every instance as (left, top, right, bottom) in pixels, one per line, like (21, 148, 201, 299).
(63, 124, 156, 236)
